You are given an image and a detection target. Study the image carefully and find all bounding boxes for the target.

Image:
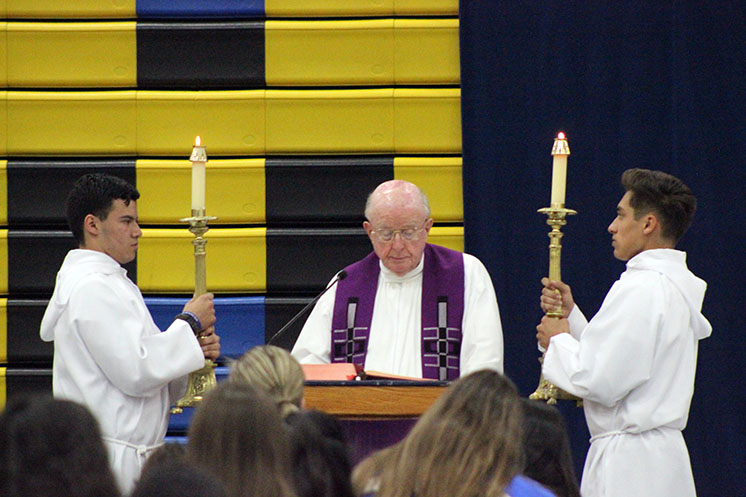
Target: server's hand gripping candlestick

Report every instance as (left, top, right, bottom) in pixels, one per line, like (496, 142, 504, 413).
(529, 132, 582, 405)
(172, 136, 218, 414)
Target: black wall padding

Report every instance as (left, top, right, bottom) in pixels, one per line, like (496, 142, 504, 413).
(264, 297, 313, 351)
(266, 228, 371, 294)
(7, 230, 137, 296)
(6, 160, 136, 227)
(265, 156, 393, 226)
(4, 368, 53, 397)
(6, 300, 52, 364)
(137, 22, 265, 89)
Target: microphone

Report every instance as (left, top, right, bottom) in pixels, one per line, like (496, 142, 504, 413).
(267, 270, 348, 346)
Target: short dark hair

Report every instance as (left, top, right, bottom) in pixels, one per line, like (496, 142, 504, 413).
(621, 168, 697, 243)
(66, 174, 140, 245)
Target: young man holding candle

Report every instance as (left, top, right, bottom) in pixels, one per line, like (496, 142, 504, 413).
(536, 169, 711, 497)
(40, 173, 220, 494)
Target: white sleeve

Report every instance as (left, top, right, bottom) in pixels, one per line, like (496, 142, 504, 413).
(459, 254, 504, 375)
(70, 277, 204, 397)
(291, 278, 337, 364)
(543, 275, 662, 407)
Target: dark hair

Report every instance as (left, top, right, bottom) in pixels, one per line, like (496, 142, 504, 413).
(520, 399, 580, 497)
(284, 410, 355, 497)
(131, 460, 227, 497)
(66, 173, 140, 245)
(0, 394, 121, 497)
(620, 168, 696, 243)
(186, 382, 297, 497)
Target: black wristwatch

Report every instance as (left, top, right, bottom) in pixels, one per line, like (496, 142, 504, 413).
(175, 312, 202, 336)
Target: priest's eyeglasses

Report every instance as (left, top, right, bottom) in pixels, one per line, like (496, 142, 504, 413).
(370, 222, 427, 242)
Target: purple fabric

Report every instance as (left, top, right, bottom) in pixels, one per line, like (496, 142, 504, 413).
(330, 245, 464, 380)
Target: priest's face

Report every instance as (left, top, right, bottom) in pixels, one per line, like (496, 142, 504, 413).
(364, 204, 433, 277)
(90, 199, 142, 264)
(608, 191, 648, 261)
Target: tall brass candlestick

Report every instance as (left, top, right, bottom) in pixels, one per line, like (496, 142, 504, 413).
(529, 134, 581, 405)
(171, 142, 218, 414)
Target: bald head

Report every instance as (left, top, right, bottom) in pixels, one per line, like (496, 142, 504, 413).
(364, 180, 431, 221)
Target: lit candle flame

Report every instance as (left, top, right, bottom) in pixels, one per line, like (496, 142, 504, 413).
(195, 135, 201, 147)
(557, 132, 565, 140)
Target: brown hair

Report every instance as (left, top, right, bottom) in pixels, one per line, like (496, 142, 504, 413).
(370, 370, 524, 497)
(621, 168, 697, 243)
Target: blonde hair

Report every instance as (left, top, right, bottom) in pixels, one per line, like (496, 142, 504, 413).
(372, 370, 524, 497)
(228, 345, 304, 418)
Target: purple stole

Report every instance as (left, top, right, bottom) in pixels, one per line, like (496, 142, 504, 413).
(330, 244, 465, 380)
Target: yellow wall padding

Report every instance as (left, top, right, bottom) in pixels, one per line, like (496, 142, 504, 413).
(137, 159, 266, 225)
(137, 91, 266, 156)
(0, 299, 6, 363)
(0, 230, 7, 294)
(265, 0, 393, 17)
(0, 367, 5, 408)
(0, 92, 6, 157)
(394, 88, 461, 154)
(5, 0, 136, 19)
(394, 19, 459, 85)
(428, 226, 464, 253)
(0, 161, 7, 225)
(6, 22, 137, 88)
(265, 19, 459, 86)
(394, 0, 458, 15)
(0, 23, 7, 88)
(266, 20, 394, 86)
(137, 228, 267, 293)
(394, 157, 462, 223)
(265, 89, 394, 153)
(7, 91, 136, 156)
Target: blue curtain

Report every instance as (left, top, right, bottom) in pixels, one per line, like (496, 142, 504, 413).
(460, 2, 746, 495)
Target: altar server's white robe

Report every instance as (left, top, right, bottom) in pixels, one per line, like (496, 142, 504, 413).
(543, 249, 711, 497)
(40, 249, 204, 495)
(292, 252, 504, 377)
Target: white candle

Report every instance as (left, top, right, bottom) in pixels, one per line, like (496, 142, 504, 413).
(550, 132, 570, 205)
(190, 135, 207, 213)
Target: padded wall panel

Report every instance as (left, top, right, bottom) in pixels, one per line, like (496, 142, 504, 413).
(6, 160, 136, 226)
(427, 227, 463, 252)
(0, 23, 6, 87)
(0, 92, 6, 157)
(137, 159, 266, 225)
(137, 22, 264, 89)
(394, 157, 462, 222)
(2, 299, 51, 364)
(0, 299, 6, 363)
(0, 231, 6, 294)
(146, 296, 265, 360)
(266, 89, 394, 153)
(0, 368, 52, 409)
(7, 91, 137, 156)
(394, 0, 457, 15)
(0, 161, 6, 225)
(265, 156, 392, 225)
(4, 230, 136, 296)
(264, 297, 312, 351)
(136, 0, 263, 19)
(5, 1, 136, 18)
(137, 228, 266, 293)
(6, 22, 136, 88)
(394, 19, 459, 85)
(265, 0, 393, 17)
(394, 88, 461, 153)
(266, 228, 371, 293)
(136, 91, 265, 156)
(265, 20, 393, 86)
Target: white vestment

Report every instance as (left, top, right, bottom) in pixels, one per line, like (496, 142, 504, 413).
(40, 249, 204, 495)
(292, 252, 504, 376)
(543, 249, 711, 497)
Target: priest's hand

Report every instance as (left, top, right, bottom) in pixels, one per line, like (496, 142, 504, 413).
(536, 315, 570, 349)
(198, 326, 220, 361)
(540, 278, 575, 318)
(183, 293, 216, 330)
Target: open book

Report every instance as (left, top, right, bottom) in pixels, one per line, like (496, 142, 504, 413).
(301, 363, 436, 382)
